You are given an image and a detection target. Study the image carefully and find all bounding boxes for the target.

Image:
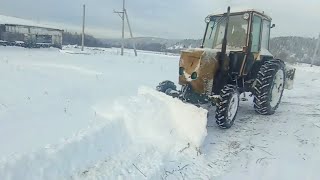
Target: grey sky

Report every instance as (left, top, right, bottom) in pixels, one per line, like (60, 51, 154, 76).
(0, 0, 319, 39)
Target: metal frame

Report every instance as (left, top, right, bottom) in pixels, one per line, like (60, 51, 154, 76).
(201, 9, 273, 77)
(240, 12, 273, 76)
(239, 12, 253, 76)
(210, 9, 272, 21)
(202, 12, 251, 49)
(240, 13, 263, 76)
(262, 19, 272, 50)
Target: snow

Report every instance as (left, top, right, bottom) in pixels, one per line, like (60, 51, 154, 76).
(60, 49, 91, 55)
(0, 86, 207, 180)
(294, 63, 320, 73)
(260, 48, 274, 57)
(0, 46, 320, 179)
(14, 41, 24, 44)
(168, 44, 184, 50)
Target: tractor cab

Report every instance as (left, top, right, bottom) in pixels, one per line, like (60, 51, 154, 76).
(202, 9, 274, 76)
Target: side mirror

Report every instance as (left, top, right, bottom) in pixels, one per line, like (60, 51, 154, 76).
(271, 24, 276, 29)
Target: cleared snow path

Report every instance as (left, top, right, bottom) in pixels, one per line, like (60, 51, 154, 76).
(216, 65, 320, 180)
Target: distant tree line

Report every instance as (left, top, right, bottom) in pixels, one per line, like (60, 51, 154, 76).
(62, 32, 111, 48)
(54, 32, 320, 66)
(109, 42, 167, 52)
(158, 37, 320, 65)
(270, 36, 320, 65)
(136, 43, 166, 52)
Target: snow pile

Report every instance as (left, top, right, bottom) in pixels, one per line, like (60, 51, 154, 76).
(59, 50, 91, 55)
(0, 87, 207, 180)
(101, 87, 208, 148)
(0, 117, 131, 180)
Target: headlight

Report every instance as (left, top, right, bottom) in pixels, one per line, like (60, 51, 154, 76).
(179, 67, 184, 76)
(243, 13, 250, 20)
(191, 72, 198, 80)
(205, 16, 211, 23)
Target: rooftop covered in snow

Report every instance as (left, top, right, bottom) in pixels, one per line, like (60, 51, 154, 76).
(0, 14, 63, 31)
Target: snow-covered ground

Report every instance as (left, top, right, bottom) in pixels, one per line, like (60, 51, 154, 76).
(0, 46, 319, 180)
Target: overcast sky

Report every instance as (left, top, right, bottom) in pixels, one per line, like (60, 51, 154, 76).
(0, 0, 319, 39)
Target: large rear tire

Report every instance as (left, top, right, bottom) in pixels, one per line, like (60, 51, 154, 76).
(215, 85, 240, 129)
(254, 60, 285, 115)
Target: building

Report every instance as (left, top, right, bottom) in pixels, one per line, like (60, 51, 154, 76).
(0, 15, 63, 48)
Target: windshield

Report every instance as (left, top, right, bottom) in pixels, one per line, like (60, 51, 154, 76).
(203, 14, 249, 50)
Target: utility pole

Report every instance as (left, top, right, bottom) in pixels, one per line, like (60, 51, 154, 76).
(124, 9, 137, 56)
(81, 4, 86, 51)
(311, 33, 320, 67)
(114, 0, 137, 56)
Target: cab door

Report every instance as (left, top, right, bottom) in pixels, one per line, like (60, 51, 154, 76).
(241, 14, 262, 75)
(251, 15, 262, 53)
(260, 19, 272, 58)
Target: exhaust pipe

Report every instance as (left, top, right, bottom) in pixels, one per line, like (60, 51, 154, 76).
(220, 6, 231, 57)
(213, 6, 231, 94)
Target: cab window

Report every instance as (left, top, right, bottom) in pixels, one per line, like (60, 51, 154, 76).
(261, 20, 271, 50)
(251, 15, 262, 52)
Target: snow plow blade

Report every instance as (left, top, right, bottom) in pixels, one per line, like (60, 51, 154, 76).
(156, 81, 212, 106)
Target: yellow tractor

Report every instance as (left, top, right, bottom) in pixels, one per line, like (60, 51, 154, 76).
(157, 7, 296, 129)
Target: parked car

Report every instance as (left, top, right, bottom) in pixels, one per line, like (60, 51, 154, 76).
(0, 40, 8, 46)
(14, 41, 26, 47)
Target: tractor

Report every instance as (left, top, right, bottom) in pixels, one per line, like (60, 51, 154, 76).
(157, 7, 296, 129)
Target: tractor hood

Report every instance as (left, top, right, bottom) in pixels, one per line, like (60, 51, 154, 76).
(179, 48, 221, 95)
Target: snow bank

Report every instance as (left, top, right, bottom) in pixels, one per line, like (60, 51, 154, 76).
(102, 87, 208, 148)
(0, 87, 207, 180)
(0, 120, 131, 180)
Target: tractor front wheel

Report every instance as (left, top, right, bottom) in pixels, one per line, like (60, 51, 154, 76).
(156, 80, 177, 94)
(215, 85, 240, 129)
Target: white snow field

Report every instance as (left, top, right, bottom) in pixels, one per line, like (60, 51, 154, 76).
(0, 46, 319, 180)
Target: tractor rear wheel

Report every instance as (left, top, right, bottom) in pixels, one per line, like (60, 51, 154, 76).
(254, 60, 285, 115)
(215, 85, 240, 129)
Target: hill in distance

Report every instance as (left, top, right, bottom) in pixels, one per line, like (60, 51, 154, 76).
(62, 33, 320, 65)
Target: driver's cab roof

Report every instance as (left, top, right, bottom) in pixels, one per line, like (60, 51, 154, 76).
(208, 8, 272, 21)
